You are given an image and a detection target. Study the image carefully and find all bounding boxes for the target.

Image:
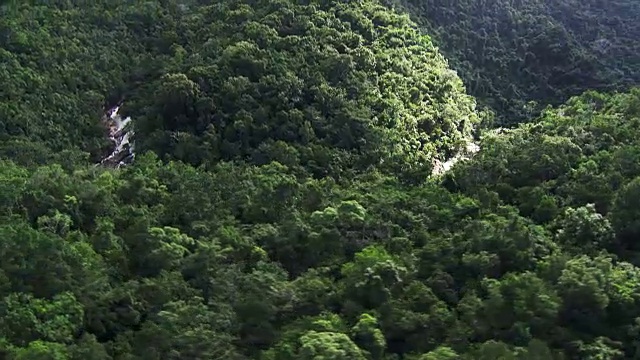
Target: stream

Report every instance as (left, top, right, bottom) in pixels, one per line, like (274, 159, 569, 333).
(98, 104, 135, 168)
(96, 103, 483, 174)
(431, 141, 480, 177)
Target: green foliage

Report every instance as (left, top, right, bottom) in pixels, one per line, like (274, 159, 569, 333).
(0, 1, 183, 164)
(126, 0, 479, 179)
(2, 0, 640, 359)
(420, 346, 459, 360)
(391, 0, 640, 125)
(298, 331, 367, 360)
(610, 177, 640, 251)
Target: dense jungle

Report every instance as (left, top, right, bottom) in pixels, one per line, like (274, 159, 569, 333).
(1, 0, 640, 359)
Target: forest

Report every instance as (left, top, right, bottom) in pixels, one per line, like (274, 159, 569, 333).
(391, 0, 640, 125)
(1, 0, 640, 359)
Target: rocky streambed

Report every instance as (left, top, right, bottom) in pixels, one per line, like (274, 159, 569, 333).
(98, 104, 135, 168)
(431, 141, 480, 177)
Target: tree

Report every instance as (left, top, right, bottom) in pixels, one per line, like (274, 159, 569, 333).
(610, 177, 640, 251)
(351, 313, 386, 359)
(419, 346, 459, 360)
(298, 331, 367, 360)
(552, 204, 616, 255)
(128, 298, 242, 360)
(0, 292, 83, 347)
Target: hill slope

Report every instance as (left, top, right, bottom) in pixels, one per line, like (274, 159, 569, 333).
(124, 0, 479, 180)
(4, 88, 640, 359)
(2, 0, 640, 359)
(0, 1, 183, 165)
(392, 0, 640, 125)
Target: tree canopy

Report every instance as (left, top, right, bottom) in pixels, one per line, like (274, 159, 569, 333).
(124, 0, 479, 180)
(391, 0, 640, 125)
(2, 0, 640, 359)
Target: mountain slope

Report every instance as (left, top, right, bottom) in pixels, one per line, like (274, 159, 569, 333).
(4, 88, 640, 359)
(0, 1, 190, 165)
(392, 0, 640, 125)
(124, 0, 479, 180)
(3, 0, 640, 359)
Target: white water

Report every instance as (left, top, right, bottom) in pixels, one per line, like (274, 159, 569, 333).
(431, 140, 480, 177)
(430, 126, 513, 177)
(99, 104, 135, 168)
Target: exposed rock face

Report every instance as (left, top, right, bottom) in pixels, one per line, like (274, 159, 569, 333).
(99, 104, 135, 168)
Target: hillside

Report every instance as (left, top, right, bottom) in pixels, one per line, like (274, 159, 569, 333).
(0, 1, 181, 165)
(392, 0, 640, 125)
(122, 0, 479, 181)
(2, 0, 640, 359)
